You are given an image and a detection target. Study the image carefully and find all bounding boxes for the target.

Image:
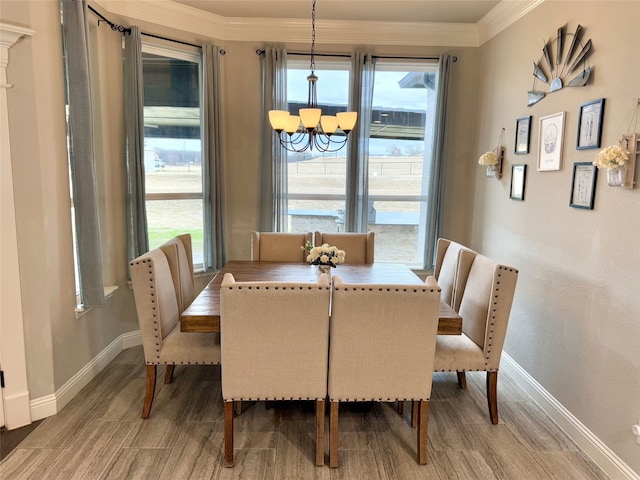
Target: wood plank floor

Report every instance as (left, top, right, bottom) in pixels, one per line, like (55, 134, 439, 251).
(0, 345, 609, 479)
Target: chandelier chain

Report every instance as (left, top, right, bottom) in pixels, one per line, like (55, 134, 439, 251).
(310, 0, 316, 72)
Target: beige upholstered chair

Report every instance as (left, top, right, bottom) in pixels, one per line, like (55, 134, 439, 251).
(314, 232, 375, 264)
(432, 238, 477, 310)
(220, 273, 331, 467)
(434, 252, 518, 424)
(158, 234, 197, 385)
(129, 248, 221, 419)
(159, 234, 196, 313)
(328, 275, 441, 467)
(250, 231, 313, 262)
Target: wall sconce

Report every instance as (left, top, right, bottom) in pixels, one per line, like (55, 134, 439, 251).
(478, 128, 505, 179)
(593, 99, 639, 189)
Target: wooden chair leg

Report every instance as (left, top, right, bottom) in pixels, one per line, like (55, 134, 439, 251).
(329, 401, 339, 468)
(224, 401, 234, 467)
(234, 400, 242, 415)
(417, 400, 429, 465)
(397, 400, 404, 416)
(486, 371, 499, 424)
(142, 365, 156, 419)
(457, 371, 467, 389)
(164, 364, 175, 384)
(315, 399, 325, 466)
(411, 400, 419, 428)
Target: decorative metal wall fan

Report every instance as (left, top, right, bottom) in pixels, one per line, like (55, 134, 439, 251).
(528, 24, 593, 106)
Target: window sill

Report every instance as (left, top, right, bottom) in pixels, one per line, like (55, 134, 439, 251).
(75, 285, 119, 318)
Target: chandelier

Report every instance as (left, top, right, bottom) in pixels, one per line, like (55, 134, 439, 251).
(268, 0, 357, 152)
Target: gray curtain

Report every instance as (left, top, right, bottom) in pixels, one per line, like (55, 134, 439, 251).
(259, 46, 288, 232)
(345, 52, 375, 232)
(62, 0, 104, 307)
(423, 54, 452, 268)
(123, 26, 149, 263)
(202, 44, 226, 270)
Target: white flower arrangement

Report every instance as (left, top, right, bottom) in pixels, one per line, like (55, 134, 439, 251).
(478, 151, 498, 166)
(593, 144, 629, 169)
(305, 243, 346, 268)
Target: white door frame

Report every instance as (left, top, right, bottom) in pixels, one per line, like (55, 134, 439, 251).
(0, 22, 35, 430)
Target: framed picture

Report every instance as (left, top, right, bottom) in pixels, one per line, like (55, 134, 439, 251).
(577, 98, 605, 150)
(537, 111, 565, 171)
(569, 162, 598, 209)
(510, 164, 527, 200)
(515, 116, 532, 154)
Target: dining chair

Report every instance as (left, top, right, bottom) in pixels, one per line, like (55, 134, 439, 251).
(432, 238, 477, 310)
(159, 234, 195, 313)
(251, 231, 313, 262)
(158, 234, 198, 384)
(328, 275, 441, 467)
(129, 248, 221, 419)
(220, 272, 331, 467)
(314, 232, 375, 264)
(434, 251, 518, 424)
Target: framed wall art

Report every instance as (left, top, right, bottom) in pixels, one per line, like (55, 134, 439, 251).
(510, 164, 527, 200)
(515, 116, 532, 154)
(569, 162, 598, 209)
(537, 111, 565, 171)
(577, 98, 605, 150)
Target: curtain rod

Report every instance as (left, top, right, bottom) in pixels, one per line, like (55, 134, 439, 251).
(87, 5, 131, 34)
(87, 5, 221, 52)
(256, 50, 457, 62)
(141, 32, 203, 50)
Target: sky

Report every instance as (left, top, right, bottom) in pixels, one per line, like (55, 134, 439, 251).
(287, 67, 431, 111)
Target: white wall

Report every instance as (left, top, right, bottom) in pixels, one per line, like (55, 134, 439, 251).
(472, 1, 640, 473)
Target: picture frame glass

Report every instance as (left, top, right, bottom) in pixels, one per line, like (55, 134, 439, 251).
(537, 112, 565, 171)
(570, 162, 598, 209)
(510, 164, 526, 200)
(515, 116, 531, 154)
(577, 98, 605, 150)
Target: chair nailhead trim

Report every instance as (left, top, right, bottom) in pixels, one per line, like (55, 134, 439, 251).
(228, 285, 329, 291)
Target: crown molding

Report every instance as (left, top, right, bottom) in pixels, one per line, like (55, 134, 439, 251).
(97, 0, 228, 38)
(94, 0, 542, 48)
(477, 0, 545, 45)
(226, 18, 479, 47)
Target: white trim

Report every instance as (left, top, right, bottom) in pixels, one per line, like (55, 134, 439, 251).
(29, 330, 142, 422)
(1, 389, 31, 430)
(501, 353, 639, 480)
(477, 0, 544, 45)
(1, 22, 34, 431)
(96, 0, 541, 47)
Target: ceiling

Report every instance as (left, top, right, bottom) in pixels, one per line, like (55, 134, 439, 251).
(170, 0, 501, 24)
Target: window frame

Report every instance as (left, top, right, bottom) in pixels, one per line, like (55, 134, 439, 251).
(141, 41, 205, 271)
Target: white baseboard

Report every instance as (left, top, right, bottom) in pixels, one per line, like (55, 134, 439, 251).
(2, 389, 32, 430)
(501, 352, 639, 480)
(30, 330, 142, 422)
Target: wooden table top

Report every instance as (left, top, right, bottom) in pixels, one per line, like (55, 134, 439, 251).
(180, 260, 462, 335)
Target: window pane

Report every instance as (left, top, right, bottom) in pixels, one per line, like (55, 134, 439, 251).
(286, 59, 351, 233)
(142, 48, 204, 267)
(367, 62, 438, 266)
(368, 200, 420, 263)
(146, 199, 204, 266)
(144, 138, 202, 195)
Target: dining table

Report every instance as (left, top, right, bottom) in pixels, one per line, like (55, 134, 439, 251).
(180, 260, 462, 335)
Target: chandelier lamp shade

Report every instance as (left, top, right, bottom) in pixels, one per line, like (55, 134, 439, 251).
(268, 0, 357, 152)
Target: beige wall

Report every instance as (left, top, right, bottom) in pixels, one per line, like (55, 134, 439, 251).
(472, 1, 640, 472)
(2, 0, 139, 400)
(2, 0, 638, 474)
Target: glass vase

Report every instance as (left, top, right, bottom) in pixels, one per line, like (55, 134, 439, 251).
(485, 164, 497, 177)
(606, 165, 626, 187)
(317, 264, 332, 278)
